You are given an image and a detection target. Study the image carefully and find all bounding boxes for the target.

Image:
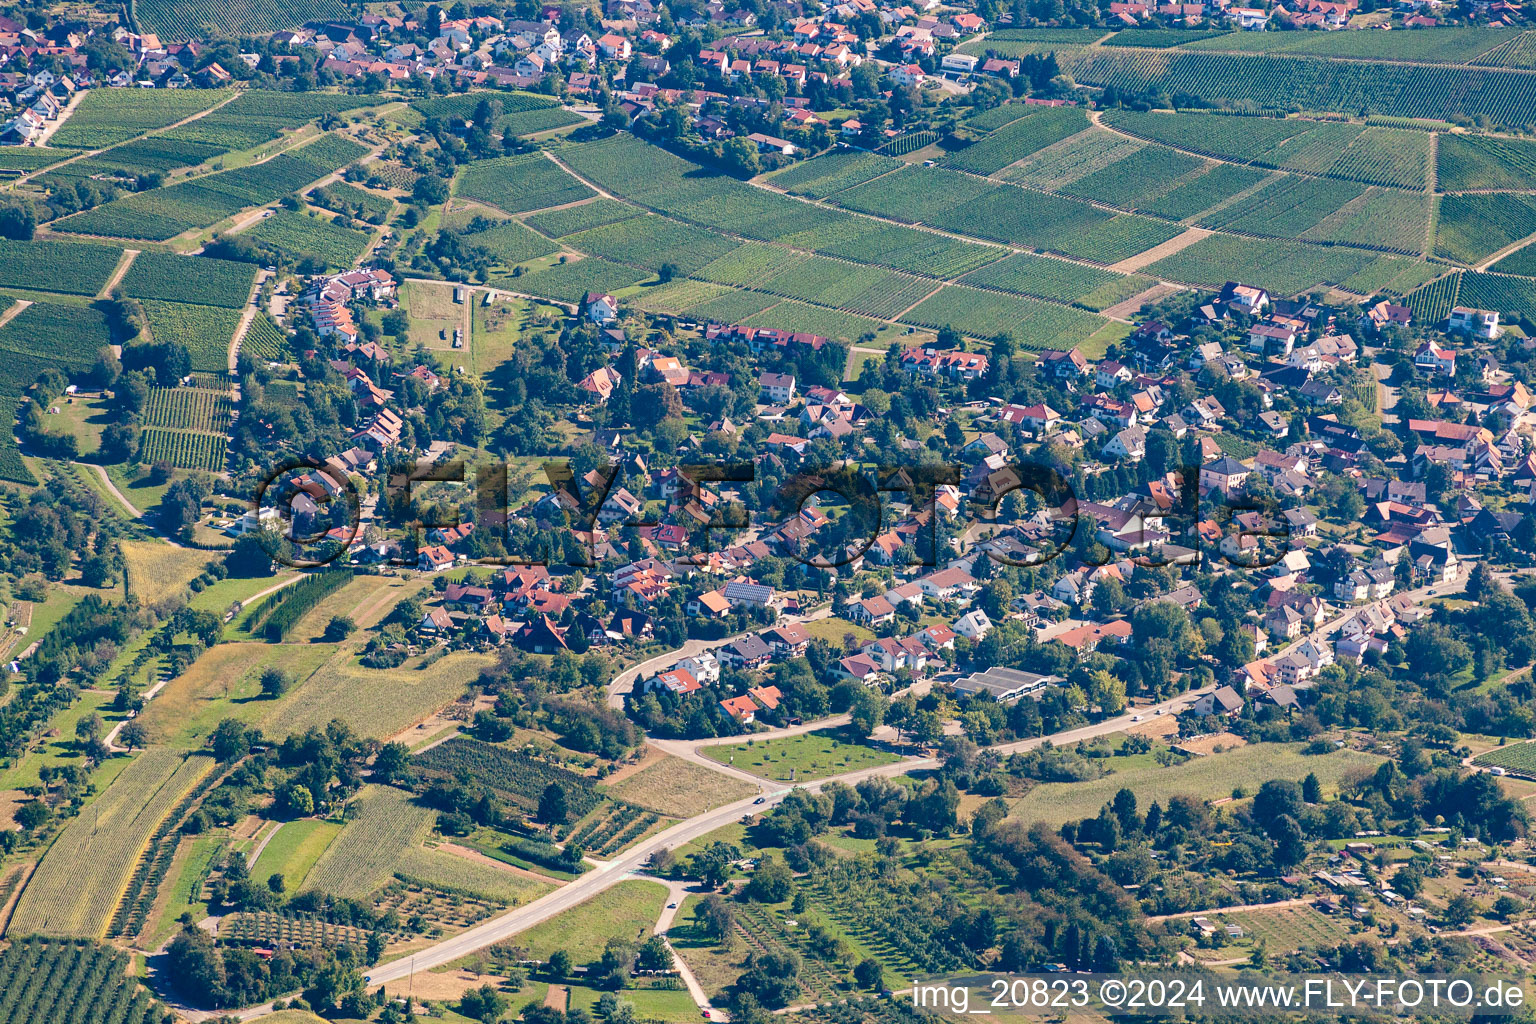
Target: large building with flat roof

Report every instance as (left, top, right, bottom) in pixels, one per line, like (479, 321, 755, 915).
(954, 667, 1062, 703)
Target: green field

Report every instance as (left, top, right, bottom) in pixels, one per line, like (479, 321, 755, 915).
(246, 209, 373, 269)
(302, 785, 435, 899)
(700, 730, 902, 782)
(506, 879, 669, 964)
(1007, 742, 1383, 825)
(251, 819, 342, 889)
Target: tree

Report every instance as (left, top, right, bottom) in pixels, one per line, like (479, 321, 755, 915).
(14, 800, 47, 831)
(260, 667, 292, 698)
(853, 958, 882, 990)
(0, 198, 36, 241)
(460, 984, 508, 1023)
(848, 689, 886, 739)
(1270, 814, 1307, 870)
(210, 719, 251, 762)
(538, 782, 570, 824)
(699, 893, 735, 939)
(324, 615, 356, 640)
(1302, 772, 1322, 803)
(746, 852, 793, 903)
(547, 949, 573, 978)
(374, 741, 411, 785)
(1445, 893, 1478, 928)
(119, 719, 148, 751)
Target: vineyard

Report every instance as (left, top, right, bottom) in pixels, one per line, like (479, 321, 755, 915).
(48, 89, 230, 150)
(1435, 132, 1536, 192)
(1139, 163, 1269, 220)
(1145, 233, 1391, 295)
(136, 0, 348, 42)
(1458, 271, 1536, 319)
(499, 105, 586, 137)
(1101, 109, 1431, 189)
(241, 314, 290, 362)
(0, 302, 110, 484)
(246, 209, 374, 269)
(1058, 144, 1205, 209)
(119, 251, 257, 309)
(160, 91, 388, 154)
(0, 938, 167, 1024)
(456, 152, 596, 214)
(302, 785, 436, 899)
(903, 285, 1104, 348)
(1473, 741, 1536, 776)
(1403, 271, 1463, 324)
(944, 107, 1089, 176)
(1063, 49, 1536, 125)
(1490, 244, 1536, 277)
(566, 216, 741, 276)
(244, 568, 355, 641)
(137, 428, 228, 472)
(139, 301, 243, 373)
(143, 387, 233, 433)
(527, 198, 644, 237)
(311, 181, 395, 222)
(568, 802, 664, 858)
(463, 219, 561, 266)
(413, 737, 604, 819)
(740, 299, 883, 343)
(873, 131, 938, 156)
(1434, 192, 1536, 266)
(9, 749, 214, 938)
(770, 151, 902, 200)
(959, 252, 1148, 308)
(56, 135, 370, 241)
(0, 239, 123, 297)
(109, 765, 226, 939)
(516, 257, 649, 304)
(1182, 25, 1512, 62)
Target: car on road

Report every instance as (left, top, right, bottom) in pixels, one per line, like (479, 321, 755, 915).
(668, 902, 677, 908)
(1132, 715, 1142, 722)
(702, 1011, 711, 1019)
(753, 797, 765, 804)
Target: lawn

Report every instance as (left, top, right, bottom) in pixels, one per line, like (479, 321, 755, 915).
(0, 689, 126, 790)
(277, 573, 400, 642)
(604, 755, 758, 817)
(146, 834, 225, 946)
(403, 279, 467, 353)
(700, 730, 901, 782)
(251, 819, 342, 889)
(47, 394, 114, 455)
(1006, 742, 1383, 825)
(798, 616, 875, 649)
(506, 879, 669, 965)
(186, 572, 297, 618)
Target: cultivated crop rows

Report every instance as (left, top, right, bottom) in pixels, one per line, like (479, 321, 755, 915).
(138, 428, 229, 472)
(0, 939, 164, 1024)
(49, 89, 230, 150)
(140, 301, 244, 374)
(414, 737, 605, 817)
(771, 151, 902, 200)
(1434, 193, 1536, 266)
(312, 181, 394, 222)
(242, 315, 290, 362)
(221, 911, 372, 948)
(248, 210, 373, 269)
(903, 285, 1104, 348)
(464, 220, 560, 266)
(944, 107, 1089, 176)
(1436, 133, 1536, 192)
(0, 239, 123, 297)
(1404, 271, 1463, 324)
(302, 785, 436, 900)
(143, 387, 233, 433)
(136, 0, 348, 41)
(1145, 233, 1391, 295)
(456, 152, 596, 214)
(527, 198, 643, 237)
(121, 252, 257, 309)
(9, 750, 213, 938)
(567, 216, 741, 275)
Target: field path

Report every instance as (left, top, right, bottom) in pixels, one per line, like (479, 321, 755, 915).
(98, 249, 140, 300)
(0, 299, 32, 329)
(1475, 231, 1536, 272)
(641, 874, 728, 1021)
(1146, 896, 1316, 922)
(1108, 227, 1210, 273)
(88, 462, 142, 516)
(227, 269, 272, 376)
(1101, 281, 1182, 320)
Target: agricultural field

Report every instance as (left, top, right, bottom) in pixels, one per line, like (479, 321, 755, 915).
(266, 650, 494, 740)
(1304, 188, 1433, 253)
(963, 103, 1039, 131)
(0, 300, 114, 482)
(49, 88, 230, 150)
(959, 251, 1149, 309)
(526, 198, 644, 237)
(310, 180, 395, 222)
(9, 749, 214, 937)
(136, 0, 348, 42)
(396, 845, 556, 906)
(118, 251, 257, 309)
(604, 754, 758, 817)
(499, 105, 587, 137)
(0, 148, 68, 173)
(463, 219, 562, 266)
(566, 215, 741, 276)
(506, 879, 670, 964)
(1007, 743, 1382, 825)
(414, 736, 604, 818)
(302, 784, 436, 899)
(1434, 192, 1536, 266)
(739, 299, 886, 344)
(121, 540, 220, 607)
(246, 209, 374, 269)
(1199, 174, 1368, 238)
(241, 314, 291, 362)
(1488, 244, 1536, 277)
(944, 107, 1091, 176)
(0, 239, 123, 297)
(1459, 271, 1536, 319)
(1436, 132, 1536, 192)
(1062, 48, 1536, 125)
(251, 819, 342, 889)
(1404, 271, 1463, 324)
(1476, 30, 1536, 68)
(1182, 25, 1513, 62)
(456, 152, 596, 214)
(55, 135, 369, 240)
(1145, 233, 1391, 295)
(700, 730, 902, 782)
(903, 285, 1105, 347)
(515, 257, 650, 304)
(159, 91, 388, 154)
(751, 256, 936, 319)
(140, 300, 244, 373)
(142, 387, 233, 433)
(1104, 29, 1229, 47)
(137, 428, 228, 471)
(0, 939, 168, 1022)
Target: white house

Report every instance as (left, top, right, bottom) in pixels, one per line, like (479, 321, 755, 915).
(953, 609, 992, 640)
(1447, 306, 1499, 340)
